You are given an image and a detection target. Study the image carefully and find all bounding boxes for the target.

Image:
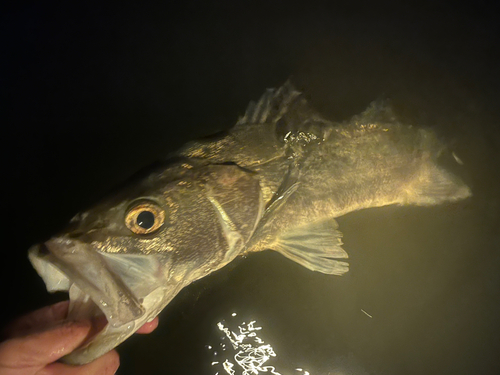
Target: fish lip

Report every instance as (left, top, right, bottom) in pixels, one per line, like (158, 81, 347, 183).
(28, 239, 153, 364)
(29, 238, 177, 365)
(31, 238, 145, 326)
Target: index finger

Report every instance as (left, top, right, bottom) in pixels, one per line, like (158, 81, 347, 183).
(3, 301, 70, 339)
(0, 319, 92, 370)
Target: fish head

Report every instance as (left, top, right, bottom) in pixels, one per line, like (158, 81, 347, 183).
(28, 161, 263, 364)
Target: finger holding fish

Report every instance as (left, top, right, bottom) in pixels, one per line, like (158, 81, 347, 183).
(135, 317, 159, 334)
(0, 304, 117, 375)
(0, 301, 158, 375)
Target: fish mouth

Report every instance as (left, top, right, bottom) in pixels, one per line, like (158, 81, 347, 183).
(28, 238, 170, 365)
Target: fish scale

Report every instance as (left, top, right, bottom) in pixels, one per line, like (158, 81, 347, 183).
(28, 82, 471, 364)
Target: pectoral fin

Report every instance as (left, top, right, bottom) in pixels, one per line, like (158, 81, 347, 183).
(245, 170, 349, 275)
(273, 219, 349, 275)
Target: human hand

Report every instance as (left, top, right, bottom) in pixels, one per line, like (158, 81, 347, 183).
(0, 301, 159, 375)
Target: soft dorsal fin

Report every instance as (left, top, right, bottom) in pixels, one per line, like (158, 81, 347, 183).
(273, 219, 349, 275)
(350, 99, 398, 125)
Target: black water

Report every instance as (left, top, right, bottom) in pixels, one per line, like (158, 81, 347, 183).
(3, 2, 500, 374)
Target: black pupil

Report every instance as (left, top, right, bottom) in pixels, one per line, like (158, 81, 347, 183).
(137, 211, 155, 229)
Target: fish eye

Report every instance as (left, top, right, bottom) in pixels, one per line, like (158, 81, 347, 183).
(137, 211, 155, 229)
(125, 201, 165, 235)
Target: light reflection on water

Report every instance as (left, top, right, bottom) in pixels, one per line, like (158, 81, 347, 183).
(207, 313, 310, 375)
(205, 312, 371, 375)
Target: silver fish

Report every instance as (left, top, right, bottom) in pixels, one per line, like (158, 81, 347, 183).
(28, 82, 471, 364)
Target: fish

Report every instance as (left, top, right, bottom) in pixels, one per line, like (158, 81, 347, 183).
(28, 82, 471, 364)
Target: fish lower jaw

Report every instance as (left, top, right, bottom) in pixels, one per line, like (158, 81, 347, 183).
(26, 255, 114, 355)
(45, 277, 141, 365)
(27, 243, 142, 364)
(67, 283, 109, 327)
(29, 243, 140, 328)
(28, 241, 173, 364)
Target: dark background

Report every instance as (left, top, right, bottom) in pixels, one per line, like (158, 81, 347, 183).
(2, 1, 499, 374)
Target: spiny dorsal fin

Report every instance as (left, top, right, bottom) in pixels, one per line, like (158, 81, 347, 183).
(236, 80, 301, 126)
(235, 81, 334, 144)
(273, 219, 349, 275)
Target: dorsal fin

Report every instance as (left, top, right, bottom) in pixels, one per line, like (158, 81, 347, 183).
(235, 81, 334, 142)
(236, 80, 301, 126)
(350, 99, 398, 125)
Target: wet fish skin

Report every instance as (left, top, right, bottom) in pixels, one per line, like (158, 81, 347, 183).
(28, 82, 471, 364)
(29, 161, 265, 363)
(182, 85, 470, 254)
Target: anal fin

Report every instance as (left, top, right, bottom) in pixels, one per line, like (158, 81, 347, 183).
(273, 219, 349, 275)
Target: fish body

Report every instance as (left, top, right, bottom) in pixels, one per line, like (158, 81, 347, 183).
(28, 82, 471, 364)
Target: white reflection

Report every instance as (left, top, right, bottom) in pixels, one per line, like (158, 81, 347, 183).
(360, 309, 373, 318)
(206, 313, 369, 375)
(218, 319, 280, 374)
(296, 369, 310, 375)
(223, 359, 235, 375)
(207, 313, 310, 375)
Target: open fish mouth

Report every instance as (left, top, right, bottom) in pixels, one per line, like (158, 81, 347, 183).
(28, 238, 169, 365)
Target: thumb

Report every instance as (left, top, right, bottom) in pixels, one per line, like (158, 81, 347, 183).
(0, 319, 92, 370)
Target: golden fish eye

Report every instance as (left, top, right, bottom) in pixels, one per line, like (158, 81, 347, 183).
(125, 202, 165, 234)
